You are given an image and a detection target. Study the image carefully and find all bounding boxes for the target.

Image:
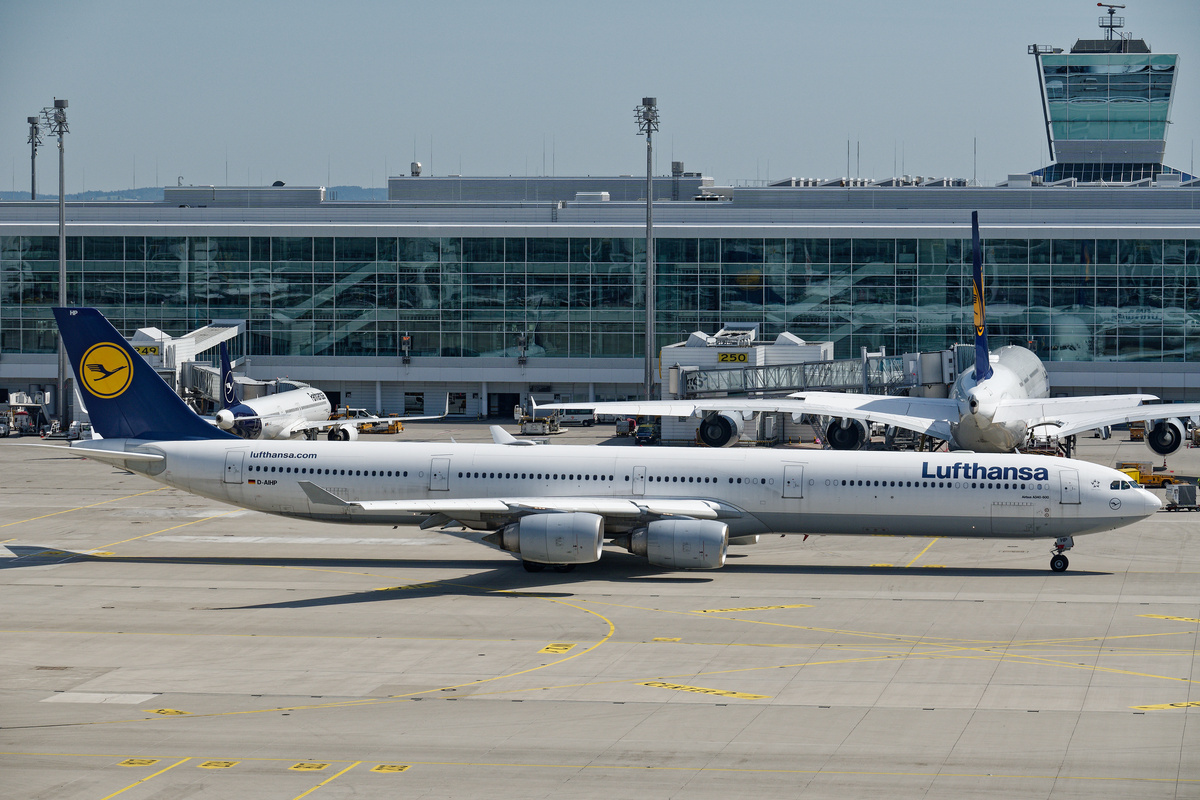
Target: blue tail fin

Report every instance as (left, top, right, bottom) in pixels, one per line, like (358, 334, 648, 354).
(970, 211, 993, 382)
(219, 342, 239, 409)
(53, 307, 239, 441)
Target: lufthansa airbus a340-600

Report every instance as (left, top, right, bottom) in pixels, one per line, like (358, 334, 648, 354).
(43, 307, 1159, 573)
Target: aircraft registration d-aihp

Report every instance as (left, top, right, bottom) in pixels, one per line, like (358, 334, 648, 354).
(49, 307, 1159, 574)
(540, 212, 1200, 457)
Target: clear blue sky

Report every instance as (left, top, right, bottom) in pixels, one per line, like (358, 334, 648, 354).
(2, 0, 1197, 193)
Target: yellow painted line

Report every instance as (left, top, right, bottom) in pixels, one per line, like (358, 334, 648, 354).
(99, 510, 238, 549)
(539, 643, 576, 654)
(197, 760, 239, 769)
(652, 637, 681, 642)
(290, 762, 330, 771)
(373, 583, 439, 591)
(904, 538, 940, 568)
(0, 488, 168, 529)
(98, 757, 190, 800)
(293, 761, 360, 800)
(870, 563, 894, 567)
(117, 758, 159, 767)
(145, 709, 188, 716)
(1132, 701, 1200, 710)
(1139, 614, 1200, 624)
(694, 604, 811, 613)
(370, 764, 410, 772)
(639, 681, 769, 699)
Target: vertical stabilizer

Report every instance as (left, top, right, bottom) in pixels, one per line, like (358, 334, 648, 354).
(970, 211, 993, 382)
(219, 342, 239, 409)
(53, 307, 238, 441)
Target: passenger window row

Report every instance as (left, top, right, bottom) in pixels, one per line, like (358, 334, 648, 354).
(249, 465, 409, 477)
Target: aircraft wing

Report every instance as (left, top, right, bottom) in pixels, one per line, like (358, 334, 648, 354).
(298, 481, 735, 528)
(540, 393, 958, 441)
(991, 394, 1157, 425)
(1026, 401, 1200, 439)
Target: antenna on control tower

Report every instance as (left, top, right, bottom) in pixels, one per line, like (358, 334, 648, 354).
(1097, 3, 1126, 41)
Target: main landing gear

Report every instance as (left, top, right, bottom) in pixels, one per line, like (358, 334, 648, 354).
(1050, 536, 1074, 572)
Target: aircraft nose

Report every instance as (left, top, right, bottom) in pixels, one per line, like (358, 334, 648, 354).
(1143, 489, 1163, 515)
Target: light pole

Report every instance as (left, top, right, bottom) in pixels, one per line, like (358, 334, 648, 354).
(635, 97, 659, 401)
(27, 117, 42, 200)
(41, 99, 68, 424)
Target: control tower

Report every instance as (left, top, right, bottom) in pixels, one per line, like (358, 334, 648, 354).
(1027, 5, 1192, 183)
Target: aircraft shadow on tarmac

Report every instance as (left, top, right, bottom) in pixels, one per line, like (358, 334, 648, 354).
(0, 546, 1108, 611)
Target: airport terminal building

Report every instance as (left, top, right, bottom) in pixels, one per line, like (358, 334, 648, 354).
(2, 21, 1199, 418)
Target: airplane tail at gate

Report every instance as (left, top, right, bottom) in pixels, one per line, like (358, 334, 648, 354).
(219, 342, 239, 408)
(53, 307, 239, 441)
(970, 211, 993, 382)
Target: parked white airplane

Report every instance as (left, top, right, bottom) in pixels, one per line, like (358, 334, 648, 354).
(44, 307, 1158, 574)
(214, 342, 444, 440)
(543, 212, 1200, 456)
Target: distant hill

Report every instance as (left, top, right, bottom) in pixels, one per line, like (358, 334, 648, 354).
(0, 185, 385, 202)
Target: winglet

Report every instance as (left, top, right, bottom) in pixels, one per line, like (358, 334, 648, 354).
(53, 307, 239, 442)
(970, 211, 993, 382)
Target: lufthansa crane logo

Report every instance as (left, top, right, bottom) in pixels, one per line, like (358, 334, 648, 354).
(81, 343, 133, 398)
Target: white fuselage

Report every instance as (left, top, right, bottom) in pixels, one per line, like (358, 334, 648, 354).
(951, 345, 1050, 452)
(122, 439, 1154, 541)
(238, 389, 331, 440)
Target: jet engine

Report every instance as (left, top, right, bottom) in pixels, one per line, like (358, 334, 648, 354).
(824, 417, 867, 450)
(698, 413, 744, 448)
(214, 407, 261, 439)
(1145, 418, 1185, 457)
(326, 424, 359, 441)
(487, 512, 604, 565)
(622, 519, 729, 570)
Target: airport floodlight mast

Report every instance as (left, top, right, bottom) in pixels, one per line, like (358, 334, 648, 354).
(27, 116, 42, 200)
(40, 98, 69, 424)
(635, 97, 659, 401)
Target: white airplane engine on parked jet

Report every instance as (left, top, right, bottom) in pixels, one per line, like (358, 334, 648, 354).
(1145, 418, 1186, 456)
(326, 424, 359, 442)
(825, 417, 867, 450)
(624, 519, 729, 570)
(698, 412, 745, 448)
(489, 512, 604, 565)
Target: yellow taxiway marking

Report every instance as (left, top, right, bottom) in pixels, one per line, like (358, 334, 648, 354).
(652, 637, 681, 642)
(539, 643, 576, 654)
(197, 760, 239, 768)
(117, 758, 159, 767)
(99, 757, 190, 800)
(694, 604, 811, 613)
(0, 488, 168, 529)
(293, 761, 361, 800)
(1140, 614, 1200, 624)
(145, 709, 188, 716)
(640, 681, 769, 699)
(904, 538, 940, 568)
(290, 762, 330, 771)
(99, 511, 238, 549)
(5, 751, 1198, 785)
(1132, 701, 1200, 710)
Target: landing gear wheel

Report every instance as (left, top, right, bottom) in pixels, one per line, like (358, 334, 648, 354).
(552, 564, 576, 573)
(522, 560, 545, 573)
(1050, 554, 1069, 572)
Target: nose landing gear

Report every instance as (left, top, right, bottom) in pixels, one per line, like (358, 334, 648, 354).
(1050, 536, 1074, 572)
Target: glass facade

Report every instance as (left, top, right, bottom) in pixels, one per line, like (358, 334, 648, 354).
(4, 233, 1200, 363)
(1041, 52, 1175, 143)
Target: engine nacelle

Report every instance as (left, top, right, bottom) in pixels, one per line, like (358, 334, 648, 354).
(824, 418, 867, 450)
(1145, 418, 1185, 457)
(698, 413, 744, 448)
(727, 534, 759, 546)
(626, 519, 729, 570)
(326, 424, 359, 442)
(491, 512, 604, 565)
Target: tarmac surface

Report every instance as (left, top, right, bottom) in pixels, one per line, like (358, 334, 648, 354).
(1, 422, 1198, 799)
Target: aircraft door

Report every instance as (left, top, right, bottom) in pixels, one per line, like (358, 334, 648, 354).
(1059, 469, 1080, 505)
(633, 466, 646, 496)
(223, 450, 246, 484)
(783, 465, 805, 499)
(430, 457, 450, 491)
